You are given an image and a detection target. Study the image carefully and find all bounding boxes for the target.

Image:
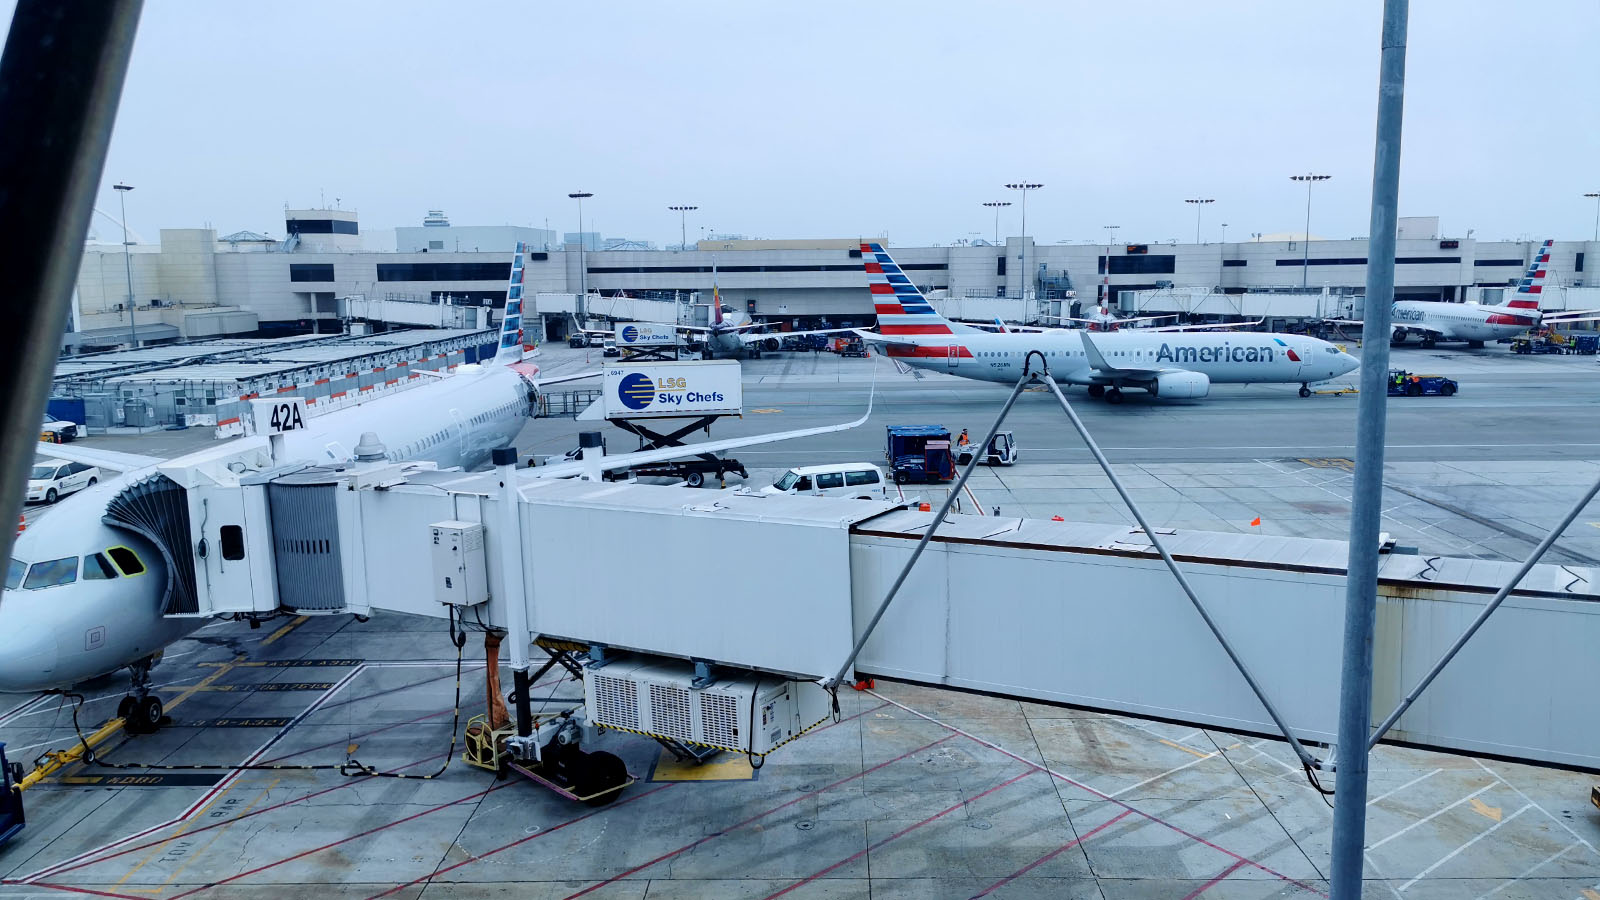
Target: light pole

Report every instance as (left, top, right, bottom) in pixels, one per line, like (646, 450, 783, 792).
(1005, 182, 1042, 299)
(1184, 198, 1214, 244)
(1290, 174, 1331, 288)
(113, 183, 137, 347)
(568, 191, 592, 321)
(1101, 225, 1120, 309)
(1585, 193, 1600, 242)
(981, 201, 1011, 245)
(668, 205, 697, 250)
(1220, 223, 1229, 242)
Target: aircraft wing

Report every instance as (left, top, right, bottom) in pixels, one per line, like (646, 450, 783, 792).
(851, 328, 957, 349)
(1152, 318, 1264, 332)
(737, 327, 855, 345)
(1077, 332, 1163, 384)
(33, 442, 163, 472)
(523, 383, 876, 482)
(536, 370, 602, 387)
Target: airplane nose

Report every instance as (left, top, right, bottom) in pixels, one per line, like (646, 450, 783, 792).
(0, 602, 58, 691)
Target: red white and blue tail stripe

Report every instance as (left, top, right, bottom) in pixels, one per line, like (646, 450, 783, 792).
(492, 241, 528, 365)
(862, 242, 967, 335)
(1508, 239, 1553, 308)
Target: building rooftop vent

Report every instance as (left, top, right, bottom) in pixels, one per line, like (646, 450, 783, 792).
(218, 230, 275, 243)
(422, 210, 450, 227)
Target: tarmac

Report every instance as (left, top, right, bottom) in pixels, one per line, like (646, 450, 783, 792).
(7, 339, 1599, 897)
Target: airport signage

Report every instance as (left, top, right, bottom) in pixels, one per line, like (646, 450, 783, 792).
(251, 397, 308, 435)
(602, 360, 742, 419)
(616, 322, 677, 346)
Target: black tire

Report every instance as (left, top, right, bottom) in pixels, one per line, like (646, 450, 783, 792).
(1105, 388, 1124, 405)
(1087, 385, 1105, 398)
(685, 471, 705, 488)
(1298, 385, 1312, 398)
(1441, 382, 1456, 396)
(576, 750, 628, 806)
(894, 470, 910, 485)
(117, 696, 135, 721)
(1406, 382, 1422, 396)
(128, 695, 163, 735)
(45, 489, 57, 504)
(87, 477, 97, 487)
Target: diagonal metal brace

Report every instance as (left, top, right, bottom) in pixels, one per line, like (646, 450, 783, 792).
(1367, 471, 1600, 750)
(1035, 372, 1325, 770)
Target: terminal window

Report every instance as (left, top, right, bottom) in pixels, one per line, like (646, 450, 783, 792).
(289, 264, 335, 282)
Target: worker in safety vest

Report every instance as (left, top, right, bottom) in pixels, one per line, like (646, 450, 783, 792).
(957, 428, 971, 448)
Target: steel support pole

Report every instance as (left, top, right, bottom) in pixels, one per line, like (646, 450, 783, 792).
(1330, 2, 1408, 897)
(1302, 182, 1313, 289)
(492, 447, 533, 673)
(0, 0, 143, 571)
(118, 187, 137, 347)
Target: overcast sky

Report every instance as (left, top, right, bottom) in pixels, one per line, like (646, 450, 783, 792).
(9, 1, 1598, 248)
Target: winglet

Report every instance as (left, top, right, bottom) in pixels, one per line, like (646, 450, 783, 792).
(1079, 331, 1113, 371)
(491, 242, 529, 365)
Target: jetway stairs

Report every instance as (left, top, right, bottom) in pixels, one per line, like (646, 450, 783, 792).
(132, 436, 1600, 771)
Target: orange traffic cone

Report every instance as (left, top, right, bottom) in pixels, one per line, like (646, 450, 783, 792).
(1249, 517, 1261, 527)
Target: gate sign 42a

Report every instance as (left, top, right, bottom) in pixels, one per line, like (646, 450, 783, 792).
(251, 397, 308, 435)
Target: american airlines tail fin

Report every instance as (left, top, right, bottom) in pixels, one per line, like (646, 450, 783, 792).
(491, 242, 529, 366)
(1508, 239, 1553, 308)
(860, 242, 977, 335)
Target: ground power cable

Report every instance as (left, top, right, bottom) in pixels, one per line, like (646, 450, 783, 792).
(61, 608, 470, 781)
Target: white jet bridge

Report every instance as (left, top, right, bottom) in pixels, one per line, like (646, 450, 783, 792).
(132, 430, 1600, 804)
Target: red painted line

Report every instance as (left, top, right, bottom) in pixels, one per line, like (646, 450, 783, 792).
(330, 391, 346, 399)
(762, 770, 1039, 899)
(561, 730, 955, 900)
(314, 378, 330, 385)
(870, 693, 1327, 897)
(27, 884, 142, 899)
(36, 751, 451, 880)
(275, 386, 296, 393)
(216, 417, 240, 426)
(166, 780, 516, 899)
(363, 784, 677, 900)
(1179, 859, 1248, 900)
(968, 809, 1133, 898)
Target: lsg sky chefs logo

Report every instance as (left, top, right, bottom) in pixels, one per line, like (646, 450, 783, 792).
(615, 372, 726, 411)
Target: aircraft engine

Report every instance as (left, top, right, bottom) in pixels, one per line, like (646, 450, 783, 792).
(1149, 370, 1210, 399)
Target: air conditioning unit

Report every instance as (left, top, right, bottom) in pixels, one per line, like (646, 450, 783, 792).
(585, 659, 830, 756)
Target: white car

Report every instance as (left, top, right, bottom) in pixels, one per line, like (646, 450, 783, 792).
(26, 459, 100, 504)
(41, 416, 78, 443)
(761, 463, 886, 500)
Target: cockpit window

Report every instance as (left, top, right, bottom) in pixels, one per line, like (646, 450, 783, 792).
(24, 557, 78, 589)
(84, 552, 119, 581)
(5, 559, 24, 591)
(1326, 347, 1340, 353)
(773, 470, 800, 491)
(107, 546, 146, 576)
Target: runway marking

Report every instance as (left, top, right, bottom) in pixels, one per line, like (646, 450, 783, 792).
(259, 615, 308, 647)
(112, 780, 241, 888)
(1180, 859, 1248, 899)
(867, 691, 1326, 896)
(1472, 842, 1578, 899)
(1160, 738, 1212, 758)
(1473, 759, 1599, 857)
(1366, 783, 1497, 850)
(968, 809, 1135, 899)
(1398, 803, 1532, 892)
(1368, 768, 1443, 806)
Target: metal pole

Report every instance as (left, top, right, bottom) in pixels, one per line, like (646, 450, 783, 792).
(1368, 472, 1600, 749)
(116, 185, 136, 348)
(1330, 2, 1408, 897)
(1196, 204, 1202, 244)
(994, 206, 1000, 245)
(0, 0, 143, 573)
(827, 373, 1033, 690)
(1038, 374, 1322, 769)
(1303, 181, 1313, 288)
(578, 198, 586, 319)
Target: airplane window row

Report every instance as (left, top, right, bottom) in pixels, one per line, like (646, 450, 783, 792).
(975, 350, 1084, 358)
(7, 546, 145, 591)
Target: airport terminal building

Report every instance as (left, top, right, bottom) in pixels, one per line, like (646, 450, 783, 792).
(72, 207, 1595, 348)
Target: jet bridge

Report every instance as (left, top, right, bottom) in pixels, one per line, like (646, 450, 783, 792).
(159, 447, 1600, 771)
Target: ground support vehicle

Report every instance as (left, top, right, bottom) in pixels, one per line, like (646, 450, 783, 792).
(1387, 370, 1458, 397)
(955, 430, 1018, 466)
(886, 425, 956, 484)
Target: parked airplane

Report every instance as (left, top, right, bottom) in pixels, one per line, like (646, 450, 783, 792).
(1042, 305, 1264, 333)
(1367, 241, 1600, 347)
(0, 244, 871, 728)
(854, 242, 1359, 403)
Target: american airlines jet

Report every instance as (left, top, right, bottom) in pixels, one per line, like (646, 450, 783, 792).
(854, 243, 1359, 402)
(1379, 241, 1598, 346)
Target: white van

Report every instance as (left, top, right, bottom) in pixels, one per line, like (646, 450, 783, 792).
(27, 458, 100, 504)
(762, 463, 886, 500)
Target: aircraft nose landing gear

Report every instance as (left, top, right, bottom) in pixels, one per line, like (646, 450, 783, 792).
(116, 656, 166, 735)
(1299, 383, 1312, 398)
